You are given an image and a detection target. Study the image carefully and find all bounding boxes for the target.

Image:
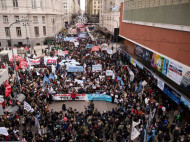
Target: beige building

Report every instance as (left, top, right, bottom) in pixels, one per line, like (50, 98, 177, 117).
(99, 0, 121, 35)
(0, 0, 65, 47)
(86, 0, 101, 23)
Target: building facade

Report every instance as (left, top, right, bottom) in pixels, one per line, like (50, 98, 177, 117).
(0, 0, 65, 47)
(119, 1, 190, 104)
(86, 0, 101, 23)
(99, 0, 121, 35)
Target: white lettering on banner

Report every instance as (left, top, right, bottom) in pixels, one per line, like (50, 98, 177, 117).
(44, 57, 57, 65)
(92, 65, 102, 72)
(52, 94, 87, 101)
(0, 127, 9, 136)
(106, 70, 113, 76)
(157, 78, 165, 91)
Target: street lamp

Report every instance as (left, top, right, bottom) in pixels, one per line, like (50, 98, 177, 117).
(22, 16, 30, 52)
(9, 19, 29, 83)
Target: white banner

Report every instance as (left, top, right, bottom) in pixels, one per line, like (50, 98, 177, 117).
(24, 101, 34, 112)
(44, 57, 57, 65)
(27, 58, 40, 66)
(0, 127, 9, 136)
(142, 80, 147, 87)
(0, 95, 4, 103)
(131, 121, 140, 140)
(35, 118, 42, 135)
(92, 65, 102, 72)
(157, 78, 165, 91)
(167, 61, 183, 85)
(52, 94, 87, 101)
(106, 70, 113, 76)
(58, 50, 69, 56)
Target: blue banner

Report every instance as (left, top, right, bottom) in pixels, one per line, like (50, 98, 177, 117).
(78, 32, 87, 39)
(68, 66, 83, 72)
(49, 73, 54, 80)
(43, 76, 50, 84)
(87, 94, 112, 102)
(85, 44, 95, 49)
(64, 37, 76, 41)
(117, 76, 124, 86)
(163, 84, 180, 105)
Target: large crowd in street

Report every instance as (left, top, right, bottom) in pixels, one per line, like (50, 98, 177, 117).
(0, 25, 190, 142)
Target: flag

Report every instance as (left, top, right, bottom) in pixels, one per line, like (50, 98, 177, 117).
(52, 64, 56, 74)
(117, 76, 124, 86)
(43, 76, 50, 84)
(24, 101, 34, 112)
(5, 82, 12, 98)
(131, 121, 140, 140)
(49, 73, 54, 80)
(36, 71, 40, 76)
(0, 127, 9, 136)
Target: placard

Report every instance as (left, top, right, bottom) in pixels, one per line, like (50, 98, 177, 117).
(106, 70, 113, 76)
(27, 59, 40, 66)
(68, 66, 83, 72)
(91, 46, 100, 52)
(92, 65, 102, 72)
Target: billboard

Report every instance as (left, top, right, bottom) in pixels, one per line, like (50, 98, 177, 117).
(151, 53, 165, 72)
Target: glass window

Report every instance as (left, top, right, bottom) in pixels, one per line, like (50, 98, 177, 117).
(14, 16, 19, 21)
(13, 0, 18, 7)
(34, 27, 39, 37)
(33, 16, 38, 22)
(43, 26, 46, 36)
(3, 15, 8, 22)
(5, 27, 9, 37)
(31, 0, 36, 9)
(42, 16, 45, 23)
(16, 27, 22, 37)
(1, 0, 6, 9)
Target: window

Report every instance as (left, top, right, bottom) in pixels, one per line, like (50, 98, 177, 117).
(94, 1, 96, 4)
(3, 16, 8, 23)
(16, 27, 21, 37)
(1, 0, 6, 9)
(31, 0, 36, 9)
(43, 26, 46, 36)
(33, 16, 38, 22)
(94, 5, 96, 8)
(5, 27, 9, 37)
(13, 0, 18, 7)
(42, 16, 45, 23)
(14, 16, 19, 21)
(34, 27, 39, 37)
(94, 10, 96, 14)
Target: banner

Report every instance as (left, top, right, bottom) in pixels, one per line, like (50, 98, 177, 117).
(35, 118, 42, 135)
(0, 127, 9, 136)
(180, 96, 190, 110)
(162, 58, 169, 76)
(52, 94, 87, 101)
(91, 46, 100, 52)
(19, 61, 28, 69)
(28, 59, 40, 66)
(106, 70, 113, 76)
(87, 94, 112, 102)
(167, 61, 183, 85)
(157, 78, 165, 91)
(44, 57, 57, 65)
(68, 66, 83, 72)
(131, 121, 140, 140)
(58, 50, 69, 56)
(24, 101, 34, 112)
(151, 53, 165, 72)
(107, 49, 113, 54)
(5, 81, 11, 98)
(163, 84, 181, 105)
(92, 65, 102, 72)
(78, 32, 87, 39)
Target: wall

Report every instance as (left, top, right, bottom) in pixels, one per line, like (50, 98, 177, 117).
(119, 3, 190, 67)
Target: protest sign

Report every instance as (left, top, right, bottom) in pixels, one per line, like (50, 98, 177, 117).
(19, 61, 28, 69)
(106, 70, 113, 76)
(131, 121, 140, 140)
(92, 65, 102, 72)
(91, 46, 99, 51)
(28, 58, 40, 66)
(52, 94, 87, 101)
(142, 80, 147, 86)
(68, 66, 83, 72)
(44, 57, 57, 65)
(58, 50, 69, 56)
(24, 101, 34, 112)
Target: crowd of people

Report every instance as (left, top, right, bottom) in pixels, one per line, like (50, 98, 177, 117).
(0, 25, 190, 142)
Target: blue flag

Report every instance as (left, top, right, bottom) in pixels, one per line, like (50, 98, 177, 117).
(49, 73, 54, 80)
(117, 76, 124, 86)
(43, 76, 50, 84)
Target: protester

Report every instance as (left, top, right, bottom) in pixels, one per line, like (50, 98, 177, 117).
(0, 24, 189, 142)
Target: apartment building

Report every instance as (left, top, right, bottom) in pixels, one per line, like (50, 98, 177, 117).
(0, 0, 65, 47)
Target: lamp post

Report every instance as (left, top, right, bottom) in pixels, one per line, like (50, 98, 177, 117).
(9, 19, 29, 83)
(22, 16, 30, 52)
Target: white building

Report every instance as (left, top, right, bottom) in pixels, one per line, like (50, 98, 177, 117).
(74, 0, 80, 14)
(99, 0, 121, 34)
(63, 0, 77, 26)
(0, 0, 65, 47)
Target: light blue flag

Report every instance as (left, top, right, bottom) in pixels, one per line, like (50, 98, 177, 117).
(117, 76, 124, 86)
(49, 73, 54, 80)
(43, 76, 50, 84)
